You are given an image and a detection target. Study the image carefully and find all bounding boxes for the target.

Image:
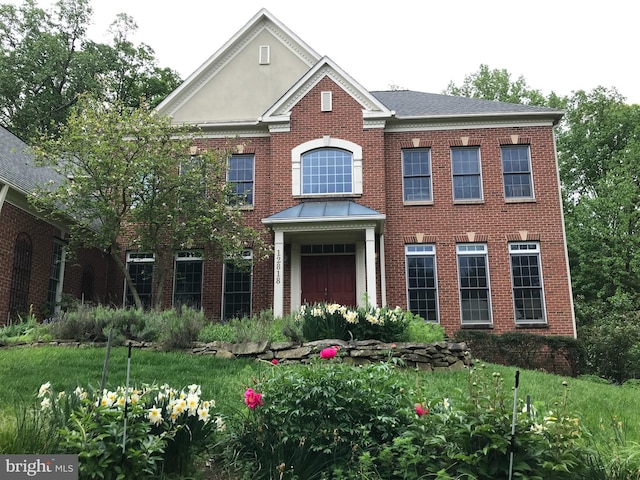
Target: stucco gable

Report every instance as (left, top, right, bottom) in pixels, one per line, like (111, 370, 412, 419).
(156, 9, 321, 125)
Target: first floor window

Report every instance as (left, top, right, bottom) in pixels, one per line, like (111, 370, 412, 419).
(223, 250, 253, 320)
(125, 252, 154, 309)
(457, 244, 492, 324)
(402, 149, 432, 202)
(47, 241, 65, 314)
(405, 245, 439, 322)
(174, 251, 203, 309)
(510, 243, 546, 323)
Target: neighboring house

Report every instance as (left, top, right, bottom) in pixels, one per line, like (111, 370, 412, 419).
(146, 8, 575, 338)
(0, 126, 108, 324)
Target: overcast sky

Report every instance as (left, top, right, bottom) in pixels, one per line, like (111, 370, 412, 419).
(11, 0, 640, 104)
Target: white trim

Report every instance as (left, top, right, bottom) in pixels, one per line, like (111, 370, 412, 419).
(365, 227, 377, 307)
(509, 242, 547, 325)
(456, 243, 493, 325)
(259, 45, 270, 64)
(385, 119, 555, 133)
(405, 244, 439, 323)
(356, 241, 366, 307)
(379, 234, 386, 307)
(290, 243, 302, 312)
(273, 231, 284, 317)
(451, 146, 484, 202)
(501, 144, 535, 201)
(291, 137, 363, 196)
(0, 183, 8, 214)
(321, 91, 332, 112)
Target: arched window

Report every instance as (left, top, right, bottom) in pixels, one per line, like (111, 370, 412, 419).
(291, 137, 362, 196)
(9, 233, 32, 320)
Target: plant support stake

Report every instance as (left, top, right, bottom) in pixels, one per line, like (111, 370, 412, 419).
(508, 370, 520, 480)
(122, 342, 133, 453)
(100, 328, 114, 393)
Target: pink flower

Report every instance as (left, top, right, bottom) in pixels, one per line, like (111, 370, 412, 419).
(320, 346, 339, 359)
(415, 403, 428, 417)
(271, 358, 279, 365)
(244, 388, 264, 410)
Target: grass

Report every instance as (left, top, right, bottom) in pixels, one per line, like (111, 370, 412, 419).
(0, 345, 638, 447)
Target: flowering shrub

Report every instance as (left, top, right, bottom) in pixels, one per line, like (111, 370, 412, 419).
(38, 382, 220, 478)
(295, 303, 410, 342)
(219, 360, 414, 479)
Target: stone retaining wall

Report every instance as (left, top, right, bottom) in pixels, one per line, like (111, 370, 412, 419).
(19, 339, 473, 372)
(193, 339, 472, 372)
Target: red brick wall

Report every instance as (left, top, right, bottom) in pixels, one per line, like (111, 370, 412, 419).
(0, 202, 109, 324)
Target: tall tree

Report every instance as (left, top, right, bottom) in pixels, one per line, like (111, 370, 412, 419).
(556, 88, 640, 316)
(444, 63, 563, 107)
(0, 0, 181, 142)
(30, 95, 270, 310)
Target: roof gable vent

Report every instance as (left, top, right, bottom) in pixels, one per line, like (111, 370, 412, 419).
(259, 45, 270, 65)
(321, 91, 332, 112)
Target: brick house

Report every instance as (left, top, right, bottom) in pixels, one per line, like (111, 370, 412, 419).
(0, 126, 109, 324)
(149, 8, 576, 337)
(1, 8, 575, 339)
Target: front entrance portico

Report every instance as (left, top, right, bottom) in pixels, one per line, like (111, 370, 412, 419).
(262, 201, 386, 317)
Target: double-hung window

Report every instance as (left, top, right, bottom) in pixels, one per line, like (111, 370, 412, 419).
(452, 147, 482, 201)
(228, 154, 255, 206)
(402, 149, 432, 202)
(510, 243, 546, 323)
(174, 251, 203, 309)
(405, 245, 439, 322)
(301, 148, 353, 195)
(501, 145, 533, 199)
(125, 252, 154, 309)
(223, 250, 253, 320)
(457, 244, 492, 324)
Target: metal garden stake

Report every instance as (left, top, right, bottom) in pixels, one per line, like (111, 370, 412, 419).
(508, 370, 520, 480)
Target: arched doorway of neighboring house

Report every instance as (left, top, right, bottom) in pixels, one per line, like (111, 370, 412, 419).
(81, 265, 95, 305)
(9, 233, 32, 321)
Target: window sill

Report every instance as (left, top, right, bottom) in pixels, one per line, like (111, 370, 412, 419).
(515, 322, 549, 329)
(453, 199, 484, 205)
(460, 323, 493, 330)
(403, 200, 434, 206)
(505, 198, 536, 204)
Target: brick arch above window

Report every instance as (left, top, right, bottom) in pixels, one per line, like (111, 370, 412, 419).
(291, 137, 363, 196)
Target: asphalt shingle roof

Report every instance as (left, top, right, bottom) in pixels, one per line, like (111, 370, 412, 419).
(0, 126, 62, 194)
(370, 90, 563, 119)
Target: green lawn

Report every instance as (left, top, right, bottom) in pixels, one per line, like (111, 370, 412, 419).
(0, 345, 638, 446)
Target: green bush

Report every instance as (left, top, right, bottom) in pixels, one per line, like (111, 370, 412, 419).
(219, 360, 413, 479)
(401, 314, 446, 342)
(579, 311, 640, 383)
(197, 310, 288, 344)
(157, 307, 204, 351)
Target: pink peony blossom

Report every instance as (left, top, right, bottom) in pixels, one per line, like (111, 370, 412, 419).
(319, 346, 339, 359)
(415, 403, 428, 417)
(271, 358, 279, 365)
(244, 388, 264, 410)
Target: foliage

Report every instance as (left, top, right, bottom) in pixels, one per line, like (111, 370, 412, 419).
(30, 94, 270, 309)
(556, 87, 640, 321)
(218, 361, 413, 479)
(443, 63, 564, 107)
(40, 382, 220, 478)
(578, 311, 640, 383)
(0, 0, 181, 142)
(198, 310, 288, 344)
(0, 307, 51, 344)
(155, 307, 204, 351)
(455, 330, 584, 377)
(294, 303, 410, 342)
(401, 313, 446, 343)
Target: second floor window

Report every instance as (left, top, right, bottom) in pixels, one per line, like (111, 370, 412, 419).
(501, 145, 533, 199)
(402, 149, 432, 202)
(452, 147, 482, 201)
(228, 154, 255, 206)
(301, 148, 353, 195)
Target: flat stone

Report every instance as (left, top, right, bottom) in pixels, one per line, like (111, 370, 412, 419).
(277, 346, 313, 359)
(232, 341, 269, 355)
(215, 350, 235, 359)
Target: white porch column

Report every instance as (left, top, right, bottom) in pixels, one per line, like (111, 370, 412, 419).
(379, 233, 386, 307)
(273, 230, 284, 317)
(355, 241, 366, 307)
(365, 227, 377, 307)
(290, 243, 301, 312)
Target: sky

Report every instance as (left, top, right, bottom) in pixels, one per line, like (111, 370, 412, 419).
(10, 0, 640, 104)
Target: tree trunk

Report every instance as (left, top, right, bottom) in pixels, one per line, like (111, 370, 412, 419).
(110, 250, 143, 310)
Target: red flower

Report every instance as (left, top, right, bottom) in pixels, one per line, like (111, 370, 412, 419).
(271, 358, 279, 365)
(320, 346, 339, 359)
(415, 403, 428, 417)
(244, 388, 264, 410)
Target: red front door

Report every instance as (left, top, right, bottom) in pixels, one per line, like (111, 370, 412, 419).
(301, 255, 356, 306)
